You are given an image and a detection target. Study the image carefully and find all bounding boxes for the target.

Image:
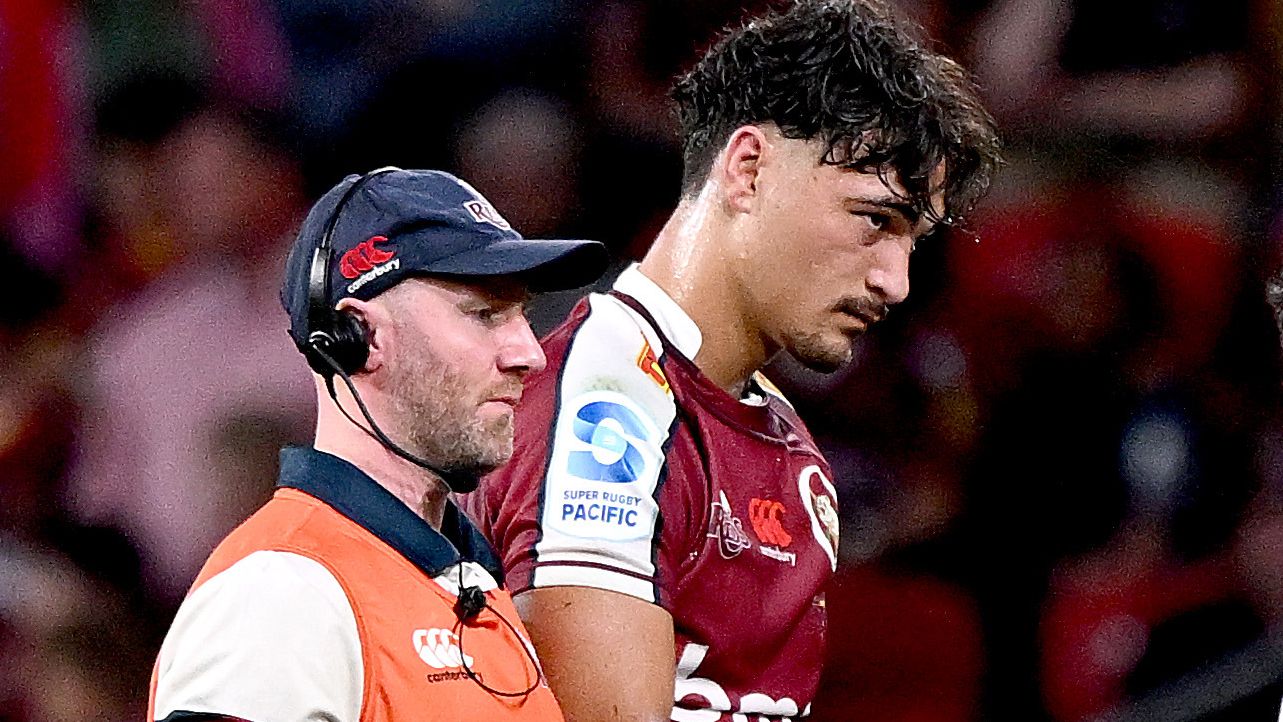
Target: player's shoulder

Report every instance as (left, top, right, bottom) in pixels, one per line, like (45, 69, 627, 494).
(559, 292, 662, 356)
(556, 292, 674, 389)
(507, 291, 676, 424)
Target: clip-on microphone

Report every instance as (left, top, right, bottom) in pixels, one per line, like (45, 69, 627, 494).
(455, 583, 487, 622)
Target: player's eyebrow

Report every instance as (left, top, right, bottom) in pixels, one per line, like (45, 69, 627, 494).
(848, 195, 921, 224)
(847, 195, 941, 239)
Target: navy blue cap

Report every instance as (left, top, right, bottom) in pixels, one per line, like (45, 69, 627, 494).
(281, 167, 608, 345)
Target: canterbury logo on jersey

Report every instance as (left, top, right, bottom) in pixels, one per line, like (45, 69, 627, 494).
(340, 235, 396, 279)
(748, 498, 792, 547)
(412, 628, 475, 669)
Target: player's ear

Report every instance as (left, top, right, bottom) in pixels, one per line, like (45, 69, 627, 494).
(719, 125, 768, 213)
(336, 297, 385, 374)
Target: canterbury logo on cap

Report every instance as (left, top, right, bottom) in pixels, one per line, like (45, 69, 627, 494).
(340, 235, 395, 279)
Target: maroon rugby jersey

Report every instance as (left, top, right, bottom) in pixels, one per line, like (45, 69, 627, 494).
(462, 265, 839, 721)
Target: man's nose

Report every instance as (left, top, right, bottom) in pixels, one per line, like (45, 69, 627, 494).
(498, 317, 547, 376)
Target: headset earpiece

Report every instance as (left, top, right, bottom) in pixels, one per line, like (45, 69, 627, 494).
(305, 311, 369, 377)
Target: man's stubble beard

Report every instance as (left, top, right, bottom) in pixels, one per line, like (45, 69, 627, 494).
(384, 336, 514, 478)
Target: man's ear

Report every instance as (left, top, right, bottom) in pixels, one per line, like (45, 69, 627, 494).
(718, 125, 769, 214)
(335, 297, 385, 374)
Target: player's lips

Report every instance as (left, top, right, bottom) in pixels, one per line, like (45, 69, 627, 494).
(837, 300, 885, 327)
(837, 312, 867, 334)
(837, 309, 880, 331)
(485, 394, 521, 408)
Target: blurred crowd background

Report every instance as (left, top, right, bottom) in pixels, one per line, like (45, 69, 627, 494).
(2, 0, 1282, 720)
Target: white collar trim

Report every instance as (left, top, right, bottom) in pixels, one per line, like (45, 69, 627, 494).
(612, 264, 703, 359)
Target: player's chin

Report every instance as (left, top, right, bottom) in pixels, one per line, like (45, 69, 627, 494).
(789, 332, 854, 374)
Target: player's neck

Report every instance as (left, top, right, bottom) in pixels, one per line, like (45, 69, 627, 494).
(640, 200, 768, 398)
(694, 322, 770, 398)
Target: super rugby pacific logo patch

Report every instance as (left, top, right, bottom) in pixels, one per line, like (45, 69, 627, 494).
(567, 399, 651, 482)
(545, 391, 661, 541)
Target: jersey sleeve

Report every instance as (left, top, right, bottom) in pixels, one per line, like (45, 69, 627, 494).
(485, 295, 688, 606)
(152, 550, 363, 722)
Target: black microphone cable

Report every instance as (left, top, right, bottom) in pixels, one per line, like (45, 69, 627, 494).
(313, 345, 540, 698)
(310, 344, 480, 493)
(452, 563, 543, 699)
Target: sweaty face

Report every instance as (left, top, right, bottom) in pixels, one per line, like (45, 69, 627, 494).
(736, 133, 943, 372)
(379, 278, 543, 477)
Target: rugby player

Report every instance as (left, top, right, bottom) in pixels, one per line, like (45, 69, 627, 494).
(462, 1, 1001, 720)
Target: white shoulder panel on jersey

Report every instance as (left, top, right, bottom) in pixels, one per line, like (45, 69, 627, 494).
(153, 550, 362, 722)
(533, 293, 680, 603)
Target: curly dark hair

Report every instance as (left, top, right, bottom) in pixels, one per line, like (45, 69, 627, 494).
(1267, 272, 1283, 343)
(671, 0, 1001, 225)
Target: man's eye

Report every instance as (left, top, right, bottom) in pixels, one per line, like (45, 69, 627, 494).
(470, 306, 502, 323)
(855, 211, 891, 231)
(471, 304, 524, 325)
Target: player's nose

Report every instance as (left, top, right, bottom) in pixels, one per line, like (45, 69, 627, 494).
(867, 239, 911, 306)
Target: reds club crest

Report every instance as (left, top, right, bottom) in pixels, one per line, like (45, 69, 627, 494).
(708, 490, 751, 559)
(463, 199, 511, 230)
(798, 465, 839, 571)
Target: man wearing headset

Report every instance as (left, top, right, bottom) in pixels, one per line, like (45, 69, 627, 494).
(147, 168, 606, 722)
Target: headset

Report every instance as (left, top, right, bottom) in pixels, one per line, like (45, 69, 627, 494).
(299, 168, 480, 494)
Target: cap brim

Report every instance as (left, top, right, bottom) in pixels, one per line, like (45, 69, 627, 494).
(422, 238, 609, 291)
